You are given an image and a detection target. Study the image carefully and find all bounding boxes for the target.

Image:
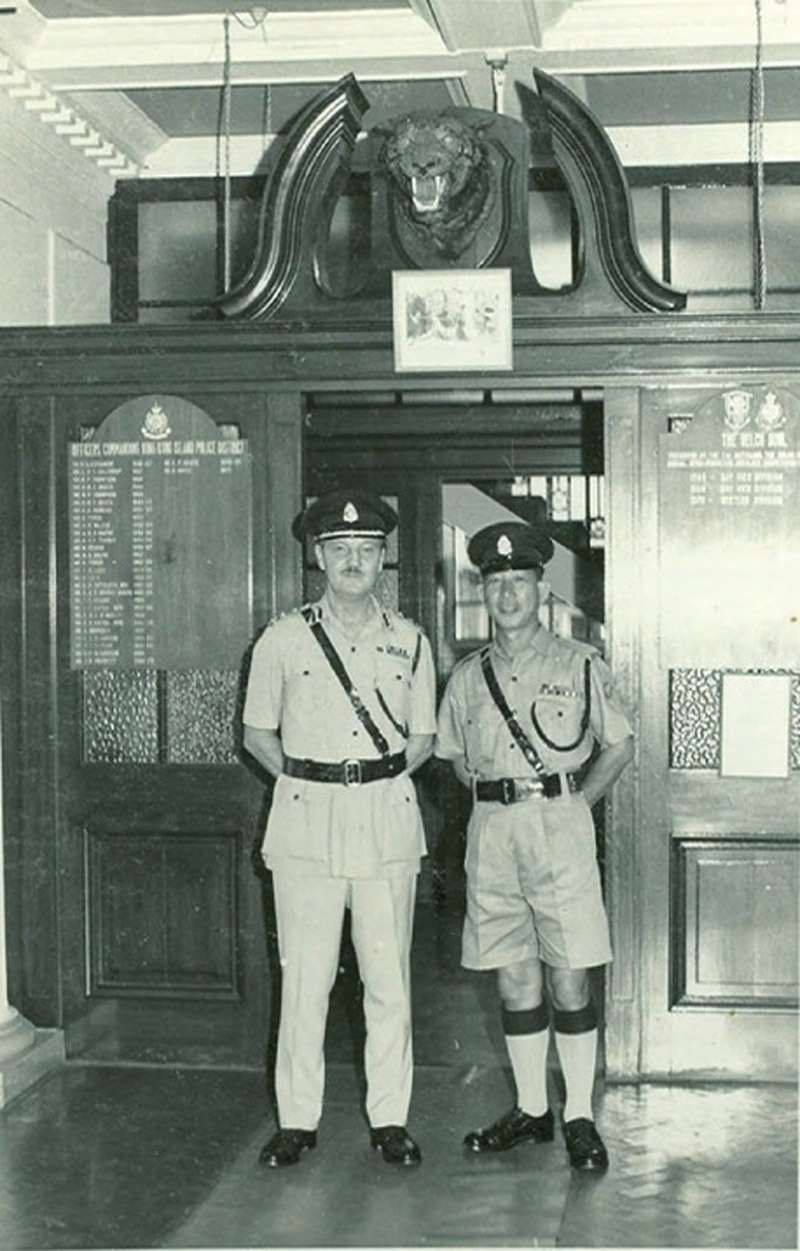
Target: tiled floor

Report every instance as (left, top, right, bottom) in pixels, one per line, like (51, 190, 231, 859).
(0, 1064, 796, 1249)
(1, 886, 796, 1249)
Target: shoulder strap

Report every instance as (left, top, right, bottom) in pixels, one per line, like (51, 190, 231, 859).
(302, 607, 391, 757)
(480, 648, 547, 778)
(411, 629, 423, 675)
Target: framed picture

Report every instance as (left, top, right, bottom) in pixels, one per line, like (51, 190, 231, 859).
(392, 268, 513, 372)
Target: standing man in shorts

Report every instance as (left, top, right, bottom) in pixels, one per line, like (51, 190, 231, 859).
(435, 522, 633, 1171)
(243, 489, 436, 1169)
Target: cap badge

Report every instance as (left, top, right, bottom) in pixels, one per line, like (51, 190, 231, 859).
(497, 534, 512, 556)
(343, 501, 359, 523)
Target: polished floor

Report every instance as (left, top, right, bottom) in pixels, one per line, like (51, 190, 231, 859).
(1, 879, 797, 1250)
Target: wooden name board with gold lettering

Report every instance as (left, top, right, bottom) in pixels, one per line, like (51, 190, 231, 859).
(658, 384, 800, 669)
(69, 394, 251, 669)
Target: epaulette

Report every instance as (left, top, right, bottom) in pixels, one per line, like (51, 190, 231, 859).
(553, 634, 600, 662)
(382, 603, 424, 633)
(300, 602, 323, 625)
(264, 603, 315, 630)
(449, 648, 484, 677)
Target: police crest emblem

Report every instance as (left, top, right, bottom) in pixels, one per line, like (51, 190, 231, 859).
(755, 390, 785, 431)
(141, 401, 171, 440)
(497, 533, 512, 556)
(722, 389, 752, 432)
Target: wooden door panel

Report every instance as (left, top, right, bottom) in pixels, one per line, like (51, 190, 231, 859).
(671, 773, 800, 834)
(609, 384, 799, 1080)
(86, 828, 241, 999)
(674, 838, 798, 1004)
(27, 387, 304, 1065)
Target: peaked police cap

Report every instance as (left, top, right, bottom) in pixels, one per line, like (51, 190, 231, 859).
(292, 489, 398, 542)
(467, 522, 554, 574)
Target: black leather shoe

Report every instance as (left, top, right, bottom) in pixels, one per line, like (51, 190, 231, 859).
(464, 1106, 554, 1152)
(370, 1124, 422, 1166)
(563, 1118, 609, 1171)
(259, 1128, 317, 1167)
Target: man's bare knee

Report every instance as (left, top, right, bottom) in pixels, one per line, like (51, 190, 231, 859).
(546, 965, 590, 1012)
(497, 958, 544, 1010)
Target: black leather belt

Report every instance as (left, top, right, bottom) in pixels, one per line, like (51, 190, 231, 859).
(474, 773, 579, 804)
(284, 752, 407, 787)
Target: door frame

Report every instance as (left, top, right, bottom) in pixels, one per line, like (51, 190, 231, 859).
(2, 316, 799, 1081)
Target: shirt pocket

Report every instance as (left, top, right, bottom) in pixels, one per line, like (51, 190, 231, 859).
(264, 776, 329, 862)
(463, 697, 503, 764)
(286, 659, 339, 717)
(530, 691, 587, 751)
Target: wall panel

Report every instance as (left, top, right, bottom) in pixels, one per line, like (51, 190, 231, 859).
(675, 839, 798, 1006)
(86, 829, 240, 999)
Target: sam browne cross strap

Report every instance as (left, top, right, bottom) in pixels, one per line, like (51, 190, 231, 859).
(480, 647, 547, 779)
(475, 648, 584, 803)
(287, 606, 406, 785)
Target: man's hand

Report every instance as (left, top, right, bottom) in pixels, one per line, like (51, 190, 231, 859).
(580, 735, 634, 808)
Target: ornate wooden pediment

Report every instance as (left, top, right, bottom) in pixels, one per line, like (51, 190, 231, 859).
(220, 71, 685, 321)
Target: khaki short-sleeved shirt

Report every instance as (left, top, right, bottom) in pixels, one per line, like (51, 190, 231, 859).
(244, 595, 436, 878)
(435, 627, 632, 778)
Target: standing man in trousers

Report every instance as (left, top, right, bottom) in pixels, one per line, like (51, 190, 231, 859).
(243, 489, 435, 1169)
(435, 522, 633, 1171)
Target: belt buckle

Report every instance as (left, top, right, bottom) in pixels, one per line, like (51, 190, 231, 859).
(518, 778, 544, 802)
(343, 758, 362, 787)
(501, 778, 516, 805)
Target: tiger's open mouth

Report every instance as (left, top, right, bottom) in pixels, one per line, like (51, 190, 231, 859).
(411, 174, 446, 213)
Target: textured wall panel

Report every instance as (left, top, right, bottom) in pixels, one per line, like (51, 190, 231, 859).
(671, 669, 800, 770)
(166, 670, 240, 763)
(82, 669, 159, 763)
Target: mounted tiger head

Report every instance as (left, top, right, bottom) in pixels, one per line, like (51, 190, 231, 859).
(379, 111, 495, 260)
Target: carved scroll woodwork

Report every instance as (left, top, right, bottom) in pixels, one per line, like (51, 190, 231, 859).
(220, 74, 369, 321)
(222, 70, 686, 321)
(528, 70, 686, 313)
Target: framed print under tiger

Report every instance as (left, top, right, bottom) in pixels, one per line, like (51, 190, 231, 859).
(392, 268, 513, 372)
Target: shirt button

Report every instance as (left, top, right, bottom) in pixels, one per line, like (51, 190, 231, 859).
(351, 646, 357, 653)
(352, 730, 358, 737)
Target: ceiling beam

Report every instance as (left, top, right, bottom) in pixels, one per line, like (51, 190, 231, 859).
(13, 1, 800, 95)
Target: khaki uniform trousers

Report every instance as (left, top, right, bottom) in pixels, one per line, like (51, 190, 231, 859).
(272, 867, 417, 1131)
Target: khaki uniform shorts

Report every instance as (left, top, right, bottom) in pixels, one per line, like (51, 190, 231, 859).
(462, 791, 612, 971)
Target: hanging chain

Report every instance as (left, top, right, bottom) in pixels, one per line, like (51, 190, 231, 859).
(221, 11, 233, 293)
(749, 0, 766, 309)
(486, 52, 508, 115)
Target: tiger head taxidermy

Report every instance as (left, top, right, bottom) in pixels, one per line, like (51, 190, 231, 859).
(380, 112, 495, 261)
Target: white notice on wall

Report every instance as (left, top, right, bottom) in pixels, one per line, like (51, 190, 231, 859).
(720, 673, 791, 778)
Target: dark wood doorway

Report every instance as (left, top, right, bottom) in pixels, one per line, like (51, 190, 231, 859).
(8, 388, 303, 1067)
(304, 390, 609, 1047)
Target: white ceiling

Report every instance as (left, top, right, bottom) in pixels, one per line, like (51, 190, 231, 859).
(2, 0, 799, 178)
